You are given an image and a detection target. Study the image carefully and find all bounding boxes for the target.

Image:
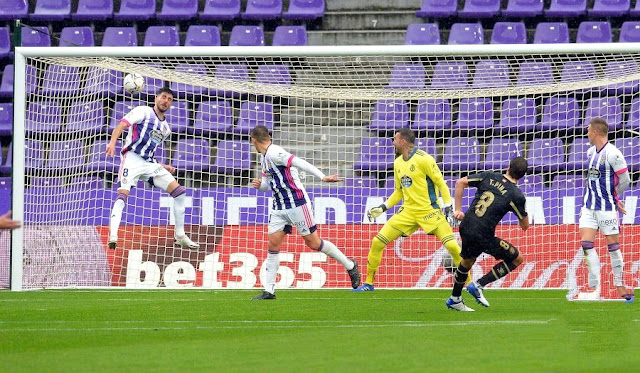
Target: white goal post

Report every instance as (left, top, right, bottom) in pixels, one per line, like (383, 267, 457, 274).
(7, 43, 640, 298)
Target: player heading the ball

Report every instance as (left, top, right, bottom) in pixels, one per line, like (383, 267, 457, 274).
(105, 87, 199, 250)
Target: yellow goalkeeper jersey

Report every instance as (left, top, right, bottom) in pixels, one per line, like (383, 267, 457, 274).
(386, 148, 451, 211)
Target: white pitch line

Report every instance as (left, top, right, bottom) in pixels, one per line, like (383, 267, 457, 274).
(0, 297, 566, 302)
(0, 319, 553, 325)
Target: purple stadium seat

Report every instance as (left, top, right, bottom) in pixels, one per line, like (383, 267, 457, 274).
(70, 176, 105, 190)
(242, 0, 282, 20)
(560, 60, 596, 94)
(631, 0, 640, 15)
(411, 99, 452, 133)
(40, 65, 81, 96)
(384, 176, 395, 189)
(448, 23, 484, 45)
(344, 177, 379, 189)
(0, 103, 12, 136)
(589, 0, 629, 17)
(0, 65, 37, 98)
(102, 27, 137, 46)
(416, 138, 437, 157)
(115, 0, 156, 21)
(601, 60, 639, 95)
(472, 60, 510, 88)
(442, 137, 481, 171)
(272, 26, 307, 46)
(73, 0, 113, 21)
(576, 22, 612, 43)
(157, 0, 198, 20)
(31, 0, 71, 21)
(565, 137, 591, 171)
(483, 138, 523, 170)
(519, 174, 544, 194)
(164, 100, 190, 134)
(454, 98, 494, 132)
(256, 65, 291, 85)
(552, 174, 584, 191)
(538, 97, 580, 132)
(229, 25, 265, 46)
(516, 61, 554, 87)
(491, 22, 527, 44)
(213, 64, 249, 97)
(44, 141, 85, 170)
(0, 27, 10, 59)
(88, 139, 121, 173)
(416, 0, 457, 17)
(405, 23, 440, 45)
(283, 0, 324, 20)
(66, 100, 105, 135)
(144, 26, 179, 47)
(59, 27, 94, 47)
(619, 22, 640, 42)
(172, 139, 211, 172)
(234, 102, 274, 135)
(354, 138, 394, 172)
(528, 138, 566, 173)
(192, 100, 234, 136)
(625, 97, 640, 132)
(369, 100, 410, 134)
(545, 0, 587, 17)
(22, 26, 51, 47)
(458, 0, 500, 18)
(200, 0, 241, 20)
(185, 25, 221, 46)
(533, 22, 569, 44)
(497, 98, 537, 134)
(170, 64, 210, 98)
(26, 101, 63, 134)
(108, 100, 144, 133)
(24, 140, 45, 173)
(211, 140, 251, 175)
(140, 65, 165, 96)
(430, 62, 469, 90)
(84, 67, 122, 97)
(582, 97, 623, 131)
(502, 0, 544, 17)
(0, 0, 28, 21)
(386, 63, 425, 89)
(614, 138, 640, 173)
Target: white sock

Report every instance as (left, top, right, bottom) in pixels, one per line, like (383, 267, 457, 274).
(264, 251, 279, 294)
(109, 199, 125, 239)
(584, 249, 601, 288)
(451, 296, 462, 302)
(319, 240, 354, 270)
(173, 194, 186, 237)
(609, 248, 624, 287)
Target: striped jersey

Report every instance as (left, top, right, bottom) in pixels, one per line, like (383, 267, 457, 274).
(583, 143, 628, 211)
(120, 106, 171, 162)
(260, 144, 311, 210)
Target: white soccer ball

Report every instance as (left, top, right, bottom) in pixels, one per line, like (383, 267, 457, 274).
(442, 252, 455, 273)
(123, 73, 145, 95)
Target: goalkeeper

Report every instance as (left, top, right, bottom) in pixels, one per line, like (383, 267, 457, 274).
(353, 128, 464, 292)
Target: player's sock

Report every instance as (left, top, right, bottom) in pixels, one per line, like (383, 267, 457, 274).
(452, 263, 470, 297)
(264, 250, 279, 294)
(582, 241, 600, 288)
(608, 243, 624, 287)
(109, 193, 127, 238)
(366, 234, 387, 285)
(317, 239, 354, 270)
(171, 186, 187, 237)
(477, 261, 518, 287)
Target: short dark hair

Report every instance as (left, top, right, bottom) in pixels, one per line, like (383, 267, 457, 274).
(396, 128, 415, 144)
(157, 87, 175, 97)
(250, 125, 271, 142)
(508, 156, 528, 180)
(589, 117, 608, 136)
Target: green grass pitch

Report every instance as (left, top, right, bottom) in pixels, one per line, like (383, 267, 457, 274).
(0, 289, 637, 372)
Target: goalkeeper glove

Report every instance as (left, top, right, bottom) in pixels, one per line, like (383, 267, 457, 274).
(443, 204, 459, 228)
(367, 204, 388, 222)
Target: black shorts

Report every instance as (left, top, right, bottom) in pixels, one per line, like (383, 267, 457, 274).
(460, 234, 520, 262)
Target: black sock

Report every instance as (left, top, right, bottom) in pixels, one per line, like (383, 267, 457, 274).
(452, 264, 470, 297)
(477, 261, 518, 287)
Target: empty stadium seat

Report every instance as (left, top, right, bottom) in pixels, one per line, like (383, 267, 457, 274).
(405, 23, 440, 45)
(211, 140, 252, 175)
(242, 0, 282, 20)
(283, 0, 325, 20)
(0, 65, 37, 97)
(369, 100, 410, 134)
(59, 27, 95, 47)
(185, 25, 221, 46)
(516, 61, 554, 87)
(102, 27, 138, 46)
(44, 141, 85, 170)
(200, 0, 241, 20)
(192, 100, 234, 136)
(527, 138, 566, 173)
(631, 0, 640, 15)
(73, 0, 114, 21)
(533, 22, 570, 44)
(538, 96, 580, 132)
(491, 22, 527, 44)
(551, 174, 584, 190)
(625, 97, 640, 132)
(229, 25, 265, 46)
(344, 177, 379, 189)
(442, 137, 481, 171)
(582, 97, 623, 131)
(213, 64, 249, 97)
(576, 21, 612, 43)
(416, 0, 457, 17)
(614, 137, 640, 173)
(65, 100, 105, 135)
(172, 139, 211, 172)
(170, 64, 210, 98)
(589, 0, 630, 17)
(546, 0, 587, 17)
(619, 21, 640, 42)
(272, 26, 307, 46)
(519, 174, 544, 193)
(411, 99, 452, 133)
(458, 0, 500, 18)
(108, 100, 144, 132)
(140, 66, 165, 96)
(448, 23, 484, 44)
(144, 26, 180, 46)
(0, 0, 28, 21)
(497, 98, 537, 134)
(115, 0, 155, 21)
(157, 0, 198, 20)
(565, 137, 591, 171)
(430, 61, 469, 89)
(0, 27, 9, 59)
(559, 60, 596, 93)
(454, 98, 494, 132)
(386, 63, 425, 89)
(87, 139, 121, 173)
(26, 101, 63, 134)
(234, 102, 274, 135)
(416, 138, 438, 157)
(0, 103, 12, 137)
(255, 65, 291, 85)
(601, 60, 640, 94)
(502, 0, 544, 17)
(70, 176, 106, 190)
(483, 138, 523, 170)
(22, 26, 51, 47)
(84, 67, 122, 97)
(24, 140, 45, 173)
(164, 100, 190, 133)
(354, 138, 394, 172)
(31, 0, 71, 21)
(40, 65, 81, 96)
(472, 60, 510, 88)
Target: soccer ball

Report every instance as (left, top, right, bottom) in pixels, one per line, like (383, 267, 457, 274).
(123, 73, 145, 95)
(442, 252, 455, 273)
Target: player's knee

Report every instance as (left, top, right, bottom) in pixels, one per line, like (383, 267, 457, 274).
(581, 240, 595, 255)
(371, 236, 388, 251)
(170, 185, 186, 198)
(512, 255, 524, 267)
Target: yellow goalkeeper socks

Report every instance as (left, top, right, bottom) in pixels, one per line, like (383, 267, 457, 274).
(365, 235, 387, 285)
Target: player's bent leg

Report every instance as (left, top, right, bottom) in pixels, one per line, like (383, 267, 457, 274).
(353, 236, 386, 292)
(431, 223, 469, 285)
(108, 190, 130, 249)
(304, 232, 360, 288)
(606, 240, 634, 302)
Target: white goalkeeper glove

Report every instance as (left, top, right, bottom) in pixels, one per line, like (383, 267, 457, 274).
(443, 203, 459, 228)
(367, 204, 388, 222)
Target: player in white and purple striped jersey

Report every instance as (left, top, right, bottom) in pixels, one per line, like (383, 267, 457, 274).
(249, 125, 361, 300)
(572, 117, 634, 302)
(105, 88, 199, 250)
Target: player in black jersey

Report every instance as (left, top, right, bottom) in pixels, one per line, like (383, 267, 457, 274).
(446, 157, 530, 311)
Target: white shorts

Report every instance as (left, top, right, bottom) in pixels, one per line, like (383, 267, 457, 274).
(578, 207, 620, 236)
(268, 204, 317, 236)
(118, 151, 175, 192)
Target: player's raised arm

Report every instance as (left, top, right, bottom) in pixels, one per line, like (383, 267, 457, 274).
(106, 120, 128, 157)
(289, 156, 342, 182)
(453, 177, 470, 220)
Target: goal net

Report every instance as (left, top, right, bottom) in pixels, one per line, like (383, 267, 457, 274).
(6, 44, 640, 299)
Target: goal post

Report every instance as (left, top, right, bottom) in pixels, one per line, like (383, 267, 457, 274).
(8, 44, 640, 298)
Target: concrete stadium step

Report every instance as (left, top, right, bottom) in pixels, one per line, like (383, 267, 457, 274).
(279, 107, 372, 127)
(307, 30, 407, 46)
(327, 0, 422, 11)
(321, 10, 422, 31)
(273, 126, 368, 145)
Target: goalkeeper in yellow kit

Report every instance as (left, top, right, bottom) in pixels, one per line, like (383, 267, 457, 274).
(353, 128, 464, 291)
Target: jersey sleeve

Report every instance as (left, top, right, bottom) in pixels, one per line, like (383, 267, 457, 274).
(121, 106, 147, 127)
(466, 172, 489, 188)
(608, 147, 628, 174)
(510, 192, 528, 220)
(385, 159, 403, 208)
(422, 154, 451, 205)
(269, 147, 294, 167)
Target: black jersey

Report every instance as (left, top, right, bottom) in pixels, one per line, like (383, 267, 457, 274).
(460, 171, 527, 239)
